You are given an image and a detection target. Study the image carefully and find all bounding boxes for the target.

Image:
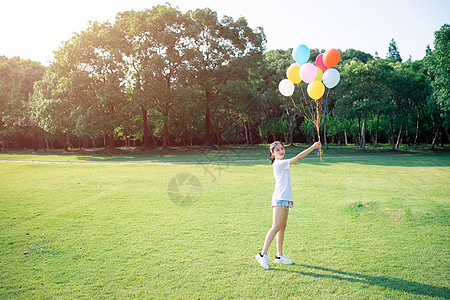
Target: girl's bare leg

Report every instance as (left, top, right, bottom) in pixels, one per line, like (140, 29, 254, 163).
(261, 206, 288, 255)
(276, 207, 289, 257)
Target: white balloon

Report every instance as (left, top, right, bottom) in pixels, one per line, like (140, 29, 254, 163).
(278, 79, 295, 97)
(322, 68, 340, 89)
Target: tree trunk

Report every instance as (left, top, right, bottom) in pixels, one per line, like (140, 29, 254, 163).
(389, 116, 395, 150)
(357, 118, 361, 146)
(162, 75, 171, 150)
(361, 117, 366, 151)
(414, 110, 420, 144)
(405, 116, 410, 146)
(248, 119, 254, 145)
(2, 134, 5, 152)
(182, 124, 187, 148)
(162, 113, 169, 149)
(396, 122, 403, 149)
(204, 90, 212, 146)
(63, 132, 69, 151)
(431, 120, 443, 149)
(32, 134, 38, 152)
(289, 119, 294, 146)
(244, 120, 249, 145)
(344, 130, 348, 145)
(150, 126, 158, 147)
(41, 130, 47, 152)
(141, 106, 151, 149)
(323, 115, 328, 150)
(106, 132, 115, 149)
(375, 112, 380, 145)
(285, 108, 294, 146)
(45, 137, 50, 150)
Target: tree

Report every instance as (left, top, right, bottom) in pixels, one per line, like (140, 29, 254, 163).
(70, 21, 128, 149)
(340, 49, 373, 64)
(259, 49, 299, 144)
(424, 24, 450, 147)
(428, 24, 449, 117)
(31, 66, 81, 151)
(184, 8, 265, 146)
(335, 59, 395, 150)
(0, 56, 45, 151)
(31, 21, 128, 150)
(116, 5, 190, 149)
(386, 38, 402, 63)
(396, 61, 430, 146)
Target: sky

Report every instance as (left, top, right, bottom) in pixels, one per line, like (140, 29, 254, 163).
(1, 0, 449, 65)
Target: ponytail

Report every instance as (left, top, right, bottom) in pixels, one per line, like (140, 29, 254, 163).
(269, 151, 275, 165)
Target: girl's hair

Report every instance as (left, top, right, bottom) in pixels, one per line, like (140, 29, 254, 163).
(269, 141, 284, 165)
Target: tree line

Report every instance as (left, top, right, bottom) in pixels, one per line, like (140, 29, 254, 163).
(0, 4, 448, 151)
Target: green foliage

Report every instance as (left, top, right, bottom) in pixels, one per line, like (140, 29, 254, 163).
(426, 24, 450, 123)
(2, 7, 448, 150)
(386, 38, 402, 62)
(0, 57, 45, 144)
(340, 49, 374, 64)
(27, 4, 265, 149)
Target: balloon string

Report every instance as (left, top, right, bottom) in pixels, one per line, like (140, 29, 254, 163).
(315, 100, 323, 162)
(294, 83, 325, 162)
(308, 97, 316, 121)
(323, 88, 330, 119)
(304, 86, 319, 160)
(297, 84, 314, 120)
(299, 83, 315, 119)
(290, 96, 313, 123)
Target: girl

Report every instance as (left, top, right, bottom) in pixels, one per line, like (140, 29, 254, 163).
(255, 141, 321, 270)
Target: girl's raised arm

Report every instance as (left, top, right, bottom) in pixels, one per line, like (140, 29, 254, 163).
(289, 142, 321, 165)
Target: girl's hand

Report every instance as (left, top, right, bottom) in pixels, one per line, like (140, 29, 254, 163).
(313, 141, 322, 149)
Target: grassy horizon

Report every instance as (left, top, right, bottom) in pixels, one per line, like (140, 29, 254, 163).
(0, 143, 448, 163)
(1, 151, 449, 298)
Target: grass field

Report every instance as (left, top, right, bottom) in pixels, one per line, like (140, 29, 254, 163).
(1, 145, 449, 299)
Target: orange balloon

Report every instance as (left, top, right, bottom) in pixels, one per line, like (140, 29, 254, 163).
(323, 48, 340, 68)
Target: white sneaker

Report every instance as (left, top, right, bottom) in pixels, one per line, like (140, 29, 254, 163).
(255, 253, 270, 270)
(274, 253, 293, 264)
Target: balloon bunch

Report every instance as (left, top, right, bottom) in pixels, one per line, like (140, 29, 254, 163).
(278, 44, 341, 160)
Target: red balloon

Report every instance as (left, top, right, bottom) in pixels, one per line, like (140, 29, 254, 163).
(315, 54, 328, 72)
(323, 48, 340, 68)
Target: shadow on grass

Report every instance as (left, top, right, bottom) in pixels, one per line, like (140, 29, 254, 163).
(273, 264, 449, 299)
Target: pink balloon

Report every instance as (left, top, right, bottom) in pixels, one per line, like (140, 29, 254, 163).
(315, 54, 328, 72)
(299, 63, 317, 83)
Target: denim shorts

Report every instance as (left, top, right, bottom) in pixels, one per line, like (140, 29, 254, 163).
(272, 200, 293, 208)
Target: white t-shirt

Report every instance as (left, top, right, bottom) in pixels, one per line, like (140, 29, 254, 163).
(271, 159, 292, 202)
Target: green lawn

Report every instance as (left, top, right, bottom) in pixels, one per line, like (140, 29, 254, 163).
(1, 148, 449, 298)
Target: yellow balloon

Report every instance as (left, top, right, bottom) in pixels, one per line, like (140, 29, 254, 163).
(314, 67, 323, 81)
(286, 64, 301, 84)
(307, 80, 325, 100)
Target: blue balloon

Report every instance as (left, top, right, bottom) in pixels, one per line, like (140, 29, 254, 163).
(292, 44, 310, 64)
